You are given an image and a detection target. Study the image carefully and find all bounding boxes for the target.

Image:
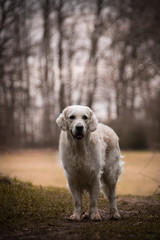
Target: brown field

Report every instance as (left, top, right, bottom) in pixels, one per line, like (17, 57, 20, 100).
(0, 150, 160, 196)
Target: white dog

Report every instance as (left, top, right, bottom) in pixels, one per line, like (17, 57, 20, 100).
(56, 105, 124, 221)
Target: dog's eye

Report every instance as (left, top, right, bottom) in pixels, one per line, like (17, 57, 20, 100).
(82, 115, 88, 120)
(69, 115, 75, 120)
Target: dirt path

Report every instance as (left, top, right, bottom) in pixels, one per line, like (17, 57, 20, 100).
(1, 195, 160, 240)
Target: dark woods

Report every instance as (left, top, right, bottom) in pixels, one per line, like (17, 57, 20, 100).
(0, 0, 160, 149)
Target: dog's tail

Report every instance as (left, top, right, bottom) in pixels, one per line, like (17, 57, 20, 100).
(118, 155, 125, 179)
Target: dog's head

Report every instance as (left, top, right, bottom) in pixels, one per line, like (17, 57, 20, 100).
(56, 105, 98, 140)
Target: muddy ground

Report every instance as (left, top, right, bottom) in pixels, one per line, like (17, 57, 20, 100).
(0, 195, 160, 240)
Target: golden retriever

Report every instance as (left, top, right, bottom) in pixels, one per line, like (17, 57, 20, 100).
(56, 105, 124, 220)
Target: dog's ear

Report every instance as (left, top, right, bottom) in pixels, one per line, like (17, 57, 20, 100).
(56, 112, 67, 131)
(89, 110, 98, 132)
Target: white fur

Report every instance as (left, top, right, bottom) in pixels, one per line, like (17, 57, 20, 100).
(56, 105, 124, 220)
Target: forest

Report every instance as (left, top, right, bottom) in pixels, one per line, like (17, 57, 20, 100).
(0, 0, 160, 149)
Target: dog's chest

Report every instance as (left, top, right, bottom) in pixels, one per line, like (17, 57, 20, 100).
(67, 151, 98, 187)
(63, 144, 101, 178)
(73, 152, 90, 169)
(69, 148, 91, 169)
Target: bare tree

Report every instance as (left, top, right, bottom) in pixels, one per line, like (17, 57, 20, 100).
(56, 0, 66, 112)
(40, 0, 55, 145)
(0, 0, 159, 149)
(86, 0, 103, 108)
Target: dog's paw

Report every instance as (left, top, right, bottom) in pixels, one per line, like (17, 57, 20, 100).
(82, 211, 89, 219)
(90, 212, 102, 221)
(69, 213, 81, 221)
(110, 211, 121, 220)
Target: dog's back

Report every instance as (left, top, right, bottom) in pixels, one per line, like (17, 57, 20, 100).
(96, 123, 119, 150)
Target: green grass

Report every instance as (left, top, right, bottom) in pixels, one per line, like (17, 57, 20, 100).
(0, 176, 160, 240)
(0, 176, 72, 231)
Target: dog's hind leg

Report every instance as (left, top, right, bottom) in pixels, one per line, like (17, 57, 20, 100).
(108, 183, 120, 220)
(101, 177, 120, 220)
(101, 146, 122, 220)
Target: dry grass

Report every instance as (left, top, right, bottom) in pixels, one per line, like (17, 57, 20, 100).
(0, 176, 160, 240)
(118, 151, 160, 195)
(0, 149, 160, 195)
(0, 149, 66, 188)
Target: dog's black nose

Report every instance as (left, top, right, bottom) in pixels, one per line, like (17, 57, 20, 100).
(76, 124, 83, 131)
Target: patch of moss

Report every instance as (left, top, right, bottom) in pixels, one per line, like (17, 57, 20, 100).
(0, 176, 72, 231)
(0, 176, 160, 240)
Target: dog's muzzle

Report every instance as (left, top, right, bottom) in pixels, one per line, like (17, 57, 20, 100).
(72, 123, 84, 140)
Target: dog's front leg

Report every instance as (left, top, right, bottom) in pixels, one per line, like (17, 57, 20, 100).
(89, 177, 102, 221)
(68, 180, 82, 220)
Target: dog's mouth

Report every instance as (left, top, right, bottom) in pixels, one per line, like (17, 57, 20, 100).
(75, 134, 84, 140)
(71, 131, 84, 140)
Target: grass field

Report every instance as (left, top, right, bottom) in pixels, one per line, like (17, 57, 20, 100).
(0, 150, 160, 239)
(0, 176, 160, 240)
(0, 150, 160, 195)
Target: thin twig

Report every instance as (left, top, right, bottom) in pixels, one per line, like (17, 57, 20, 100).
(138, 152, 158, 174)
(153, 185, 160, 195)
(139, 173, 160, 184)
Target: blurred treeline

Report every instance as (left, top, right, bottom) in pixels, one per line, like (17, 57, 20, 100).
(0, 0, 160, 149)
